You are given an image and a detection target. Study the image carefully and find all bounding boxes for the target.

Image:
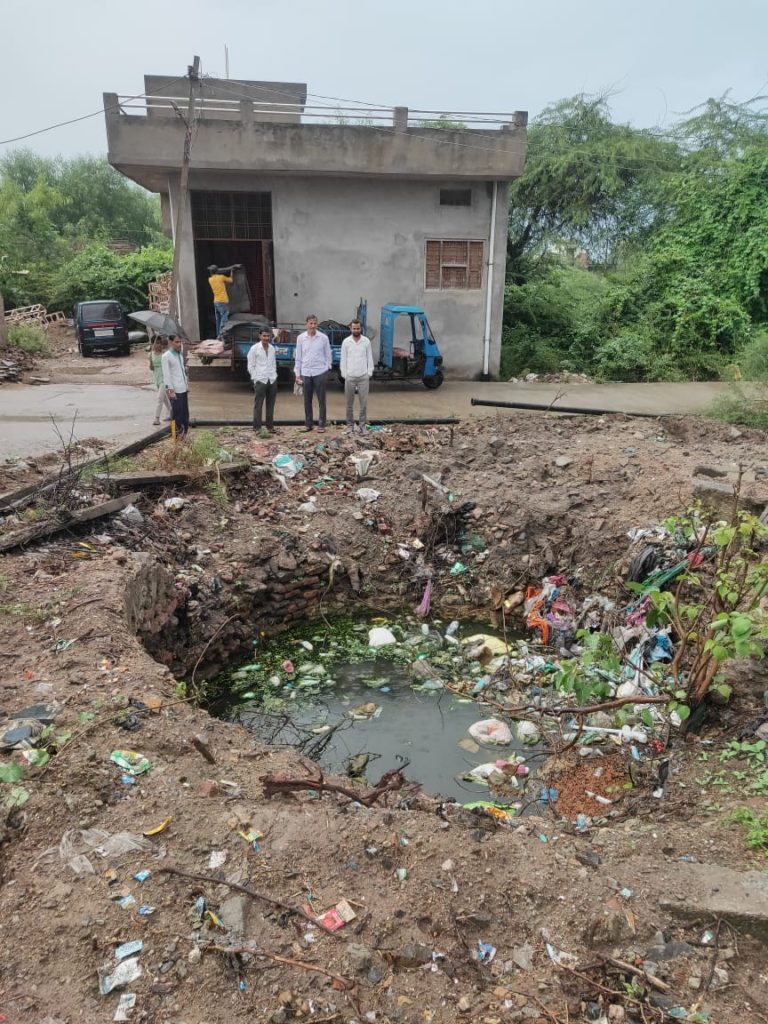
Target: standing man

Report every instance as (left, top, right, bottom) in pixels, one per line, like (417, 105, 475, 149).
(340, 319, 374, 434)
(247, 327, 278, 434)
(294, 314, 332, 432)
(207, 264, 241, 338)
(162, 334, 190, 438)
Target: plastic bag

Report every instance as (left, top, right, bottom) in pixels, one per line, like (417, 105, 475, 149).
(272, 453, 304, 478)
(368, 626, 397, 648)
(356, 488, 380, 503)
(468, 719, 513, 746)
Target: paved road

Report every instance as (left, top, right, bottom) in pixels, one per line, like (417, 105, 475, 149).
(0, 375, 730, 461)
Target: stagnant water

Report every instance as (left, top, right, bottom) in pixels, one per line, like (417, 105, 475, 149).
(216, 617, 542, 805)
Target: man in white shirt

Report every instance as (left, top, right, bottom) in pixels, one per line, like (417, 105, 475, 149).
(340, 319, 374, 434)
(247, 328, 278, 433)
(161, 334, 190, 438)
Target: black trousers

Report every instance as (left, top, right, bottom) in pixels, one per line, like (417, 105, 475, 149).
(302, 371, 328, 427)
(253, 379, 277, 430)
(169, 391, 190, 436)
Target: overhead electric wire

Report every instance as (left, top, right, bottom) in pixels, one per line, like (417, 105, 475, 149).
(0, 76, 188, 147)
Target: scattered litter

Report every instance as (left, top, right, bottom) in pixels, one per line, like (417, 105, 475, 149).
(99, 956, 142, 996)
(368, 626, 397, 647)
(350, 452, 376, 479)
(110, 751, 151, 776)
(208, 850, 228, 869)
(138, 905, 156, 916)
(449, 561, 468, 575)
(115, 940, 143, 961)
(113, 993, 137, 1022)
(116, 894, 136, 910)
(142, 817, 172, 837)
(544, 941, 578, 968)
(313, 898, 357, 931)
(52, 829, 153, 875)
(272, 454, 304, 478)
(132, 870, 151, 882)
(468, 719, 513, 746)
(475, 941, 496, 964)
(356, 487, 380, 503)
(238, 829, 263, 849)
(163, 497, 185, 512)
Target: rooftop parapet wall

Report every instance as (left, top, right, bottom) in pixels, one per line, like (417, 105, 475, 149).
(142, 76, 307, 123)
(104, 93, 527, 188)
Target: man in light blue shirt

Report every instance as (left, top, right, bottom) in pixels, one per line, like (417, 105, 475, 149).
(294, 314, 332, 432)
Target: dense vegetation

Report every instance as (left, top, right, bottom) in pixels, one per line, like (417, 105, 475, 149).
(0, 151, 171, 314)
(503, 95, 768, 383)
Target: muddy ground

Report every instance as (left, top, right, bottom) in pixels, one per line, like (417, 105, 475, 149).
(1, 414, 768, 1024)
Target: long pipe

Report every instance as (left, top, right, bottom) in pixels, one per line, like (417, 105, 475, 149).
(193, 417, 459, 427)
(481, 180, 498, 381)
(470, 397, 657, 418)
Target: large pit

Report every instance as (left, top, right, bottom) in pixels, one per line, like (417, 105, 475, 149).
(2, 415, 768, 1024)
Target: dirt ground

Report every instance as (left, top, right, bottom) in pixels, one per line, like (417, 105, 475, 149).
(1, 413, 768, 1024)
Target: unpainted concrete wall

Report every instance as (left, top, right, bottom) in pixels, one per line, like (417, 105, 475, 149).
(174, 173, 508, 377)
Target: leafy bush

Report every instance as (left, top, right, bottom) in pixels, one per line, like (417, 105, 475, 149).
(51, 243, 172, 313)
(735, 330, 768, 380)
(8, 324, 50, 356)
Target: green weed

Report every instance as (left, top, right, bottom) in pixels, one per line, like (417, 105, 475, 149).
(8, 324, 51, 356)
(731, 807, 768, 855)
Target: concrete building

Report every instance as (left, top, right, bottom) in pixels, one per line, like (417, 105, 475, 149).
(103, 77, 527, 378)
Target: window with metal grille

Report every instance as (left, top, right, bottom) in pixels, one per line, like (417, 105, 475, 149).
(439, 188, 472, 207)
(191, 191, 272, 240)
(425, 240, 484, 289)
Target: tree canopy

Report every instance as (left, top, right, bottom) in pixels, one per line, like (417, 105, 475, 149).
(0, 151, 170, 310)
(503, 93, 768, 381)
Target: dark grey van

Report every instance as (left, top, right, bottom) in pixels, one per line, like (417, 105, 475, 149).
(74, 300, 130, 357)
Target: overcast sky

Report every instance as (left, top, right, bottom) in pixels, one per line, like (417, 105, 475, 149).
(2, 0, 767, 161)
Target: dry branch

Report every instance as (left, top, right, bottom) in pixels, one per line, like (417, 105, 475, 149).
(158, 865, 341, 936)
(261, 763, 409, 807)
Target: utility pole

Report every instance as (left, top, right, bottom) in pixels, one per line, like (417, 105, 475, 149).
(168, 56, 201, 327)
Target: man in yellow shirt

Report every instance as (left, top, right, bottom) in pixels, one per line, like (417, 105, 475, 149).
(207, 264, 241, 338)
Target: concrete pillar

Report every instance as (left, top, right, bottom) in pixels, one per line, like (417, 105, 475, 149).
(239, 99, 254, 125)
(167, 175, 200, 342)
(393, 106, 408, 130)
(159, 193, 173, 238)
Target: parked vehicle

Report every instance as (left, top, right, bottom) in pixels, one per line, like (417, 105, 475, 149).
(74, 300, 131, 357)
(376, 304, 444, 388)
(222, 299, 444, 388)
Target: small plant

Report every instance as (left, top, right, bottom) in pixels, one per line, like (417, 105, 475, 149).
(206, 479, 228, 507)
(731, 807, 768, 854)
(8, 324, 51, 356)
(719, 739, 767, 765)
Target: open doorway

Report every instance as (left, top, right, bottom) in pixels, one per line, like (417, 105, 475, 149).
(191, 191, 275, 339)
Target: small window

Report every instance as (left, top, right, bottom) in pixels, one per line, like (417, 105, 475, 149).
(440, 188, 472, 207)
(425, 240, 484, 290)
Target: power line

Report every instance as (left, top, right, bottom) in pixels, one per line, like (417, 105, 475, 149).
(0, 77, 187, 148)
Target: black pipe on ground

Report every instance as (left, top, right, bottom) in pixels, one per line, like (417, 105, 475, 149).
(470, 397, 658, 419)
(192, 417, 459, 427)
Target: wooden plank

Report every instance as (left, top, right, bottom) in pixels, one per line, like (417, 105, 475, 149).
(0, 493, 141, 554)
(92, 461, 250, 491)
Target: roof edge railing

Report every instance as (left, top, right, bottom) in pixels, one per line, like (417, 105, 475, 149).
(115, 96, 527, 130)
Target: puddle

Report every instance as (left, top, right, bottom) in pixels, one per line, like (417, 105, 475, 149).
(214, 616, 543, 806)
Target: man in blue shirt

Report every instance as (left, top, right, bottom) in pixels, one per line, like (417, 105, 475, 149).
(294, 314, 332, 432)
